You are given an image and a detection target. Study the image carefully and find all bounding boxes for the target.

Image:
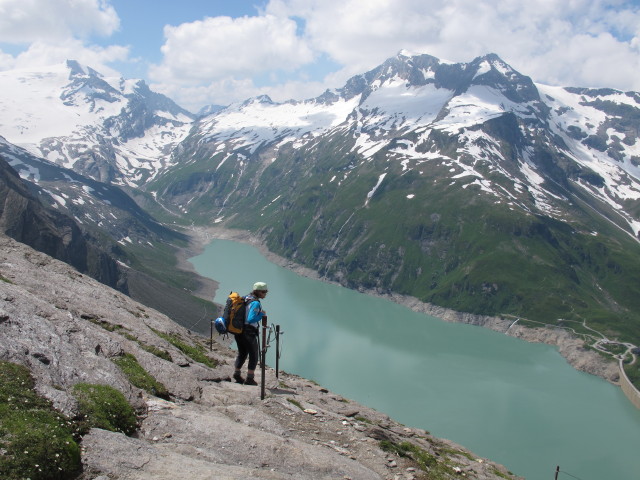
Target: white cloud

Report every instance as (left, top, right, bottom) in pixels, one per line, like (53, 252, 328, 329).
(0, 0, 126, 75)
(153, 77, 329, 113)
(151, 77, 259, 113)
(149, 14, 314, 85)
(519, 32, 640, 90)
(265, 0, 640, 91)
(0, 39, 128, 75)
(143, 0, 640, 108)
(0, 0, 119, 43)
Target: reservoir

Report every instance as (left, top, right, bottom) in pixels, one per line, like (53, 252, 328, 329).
(189, 238, 640, 480)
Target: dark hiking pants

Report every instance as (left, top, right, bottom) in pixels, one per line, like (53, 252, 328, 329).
(234, 327, 259, 371)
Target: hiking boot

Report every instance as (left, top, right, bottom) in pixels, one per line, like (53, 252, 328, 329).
(233, 372, 244, 384)
(244, 376, 258, 386)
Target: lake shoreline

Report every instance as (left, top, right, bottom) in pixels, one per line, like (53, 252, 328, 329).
(177, 225, 620, 386)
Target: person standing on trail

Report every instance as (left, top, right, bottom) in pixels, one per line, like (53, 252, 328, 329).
(233, 282, 268, 386)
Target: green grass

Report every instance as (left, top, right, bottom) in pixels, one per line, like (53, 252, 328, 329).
(112, 353, 170, 399)
(71, 383, 138, 436)
(120, 240, 198, 292)
(151, 329, 218, 368)
(86, 317, 174, 362)
(379, 440, 457, 478)
(120, 333, 173, 362)
(0, 361, 81, 480)
(84, 315, 126, 332)
(137, 342, 173, 362)
(0, 362, 144, 479)
(354, 416, 372, 424)
(287, 398, 304, 410)
(491, 467, 515, 479)
(623, 361, 640, 390)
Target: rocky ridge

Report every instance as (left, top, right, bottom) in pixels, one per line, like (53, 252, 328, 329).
(0, 233, 519, 480)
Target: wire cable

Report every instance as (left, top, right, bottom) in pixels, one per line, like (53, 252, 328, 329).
(186, 305, 211, 331)
(558, 470, 586, 480)
(267, 323, 284, 360)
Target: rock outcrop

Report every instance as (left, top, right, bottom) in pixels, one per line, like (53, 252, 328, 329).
(0, 156, 122, 290)
(0, 233, 520, 479)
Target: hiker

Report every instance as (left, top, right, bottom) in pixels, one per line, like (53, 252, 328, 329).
(233, 282, 268, 385)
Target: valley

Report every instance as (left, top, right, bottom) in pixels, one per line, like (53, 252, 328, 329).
(179, 225, 628, 385)
(2, 49, 640, 480)
(2, 52, 640, 388)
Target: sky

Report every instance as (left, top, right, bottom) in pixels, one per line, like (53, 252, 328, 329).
(0, 0, 639, 113)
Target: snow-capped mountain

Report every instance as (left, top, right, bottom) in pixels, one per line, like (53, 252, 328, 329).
(196, 104, 227, 118)
(143, 51, 640, 341)
(0, 135, 180, 248)
(0, 147, 123, 290)
(1, 52, 640, 342)
(170, 51, 640, 239)
(0, 60, 194, 186)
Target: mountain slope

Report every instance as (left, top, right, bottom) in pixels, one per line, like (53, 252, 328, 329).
(0, 154, 123, 289)
(147, 52, 640, 343)
(0, 53, 638, 343)
(0, 141, 218, 332)
(0, 135, 182, 247)
(0, 60, 194, 186)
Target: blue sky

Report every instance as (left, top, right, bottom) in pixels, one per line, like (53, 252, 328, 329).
(0, 0, 639, 112)
(104, 1, 265, 72)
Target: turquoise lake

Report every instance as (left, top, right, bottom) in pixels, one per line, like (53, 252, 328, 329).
(189, 238, 640, 480)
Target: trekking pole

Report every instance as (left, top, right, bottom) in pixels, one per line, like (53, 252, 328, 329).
(261, 315, 268, 400)
(275, 325, 281, 378)
(209, 319, 213, 351)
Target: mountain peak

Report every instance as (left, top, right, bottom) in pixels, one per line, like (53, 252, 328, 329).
(65, 59, 103, 79)
(197, 104, 227, 118)
(336, 51, 443, 101)
(466, 53, 540, 103)
(397, 48, 425, 59)
(241, 94, 275, 107)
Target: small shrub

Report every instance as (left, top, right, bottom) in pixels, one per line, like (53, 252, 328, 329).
(120, 333, 173, 362)
(380, 440, 437, 471)
(72, 383, 138, 436)
(354, 415, 372, 424)
(86, 316, 125, 332)
(113, 353, 170, 399)
(152, 329, 217, 368)
(287, 398, 304, 410)
(0, 361, 81, 479)
(139, 343, 173, 362)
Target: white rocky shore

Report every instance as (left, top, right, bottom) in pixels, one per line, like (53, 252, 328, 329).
(0, 233, 520, 479)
